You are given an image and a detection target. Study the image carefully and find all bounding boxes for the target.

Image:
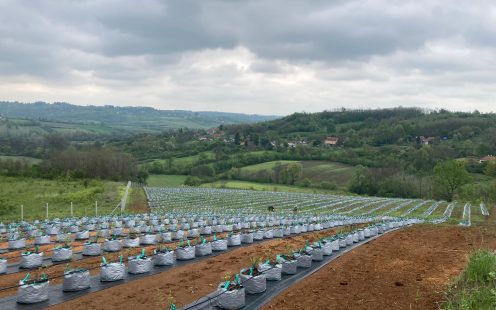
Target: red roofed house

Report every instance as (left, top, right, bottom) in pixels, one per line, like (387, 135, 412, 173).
(480, 155, 496, 163)
(324, 136, 339, 146)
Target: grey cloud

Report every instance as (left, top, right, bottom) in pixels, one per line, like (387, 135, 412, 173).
(0, 0, 495, 114)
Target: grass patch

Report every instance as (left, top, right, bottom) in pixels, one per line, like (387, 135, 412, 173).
(442, 249, 496, 309)
(234, 160, 355, 190)
(0, 176, 123, 221)
(147, 175, 188, 187)
(201, 180, 346, 195)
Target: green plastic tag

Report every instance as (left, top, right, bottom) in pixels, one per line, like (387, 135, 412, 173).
(224, 281, 230, 289)
(213, 234, 217, 241)
(102, 256, 107, 265)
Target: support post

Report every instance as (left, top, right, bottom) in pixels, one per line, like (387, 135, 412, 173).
(21, 204, 23, 222)
(46, 203, 48, 219)
(70, 202, 73, 218)
(95, 201, 98, 217)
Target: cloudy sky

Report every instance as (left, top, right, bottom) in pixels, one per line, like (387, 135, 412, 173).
(0, 0, 495, 115)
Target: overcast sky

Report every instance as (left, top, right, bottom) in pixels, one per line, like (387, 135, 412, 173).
(0, 0, 495, 115)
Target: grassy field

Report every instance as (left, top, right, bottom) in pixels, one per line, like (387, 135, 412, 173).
(442, 249, 496, 309)
(147, 174, 188, 187)
(234, 160, 356, 190)
(0, 176, 124, 221)
(0, 155, 41, 165)
(201, 180, 346, 194)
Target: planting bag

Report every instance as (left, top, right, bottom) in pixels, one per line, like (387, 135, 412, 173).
(295, 254, 312, 268)
(9, 238, 26, 249)
(160, 232, 172, 242)
(322, 243, 333, 256)
(20, 253, 43, 269)
(263, 230, 274, 239)
(128, 257, 152, 274)
(100, 263, 125, 282)
(75, 231, 89, 240)
(83, 243, 102, 256)
(331, 240, 340, 251)
(273, 229, 284, 238)
(123, 237, 140, 248)
(258, 263, 282, 281)
(345, 235, 353, 246)
(227, 235, 241, 246)
(216, 284, 245, 310)
(103, 239, 122, 252)
(187, 229, 199, 238)
(311, 248, 324, 261)
(140, 234, 157, 245)
(0, 259, 7, 274)
(173, 230, 185, 240)
(195, 243, 212, 257)
(47, 227, 59, 235)
(56, 234, 69, 242)
(35, 235, 51, 245)
(17, 281, 49, 304)
(241, 233, 254, 244)
(212, 239, 228, 251)
(240, 269, 266, 294)
(113, 227, 124, 236)
(280, 259, 297, 275)
(52, 248, 72, 262)
(154, 251, 175, 266)
(253, 231, 264, 240)
(63, 270, 91, 291)
(176, 246, 195, 260)
(200, 226, 212, 235)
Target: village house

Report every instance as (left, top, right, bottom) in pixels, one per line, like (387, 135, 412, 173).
(418, 136, 436, 145)
(324, 136, 339, 146)
(479, 155, 496, 164)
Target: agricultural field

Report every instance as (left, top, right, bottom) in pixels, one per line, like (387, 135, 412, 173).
(0, 186, 493, 309)
(201, 179, 342, 194)
(234, 160, 356, 189)
(146, 174, 188, 187)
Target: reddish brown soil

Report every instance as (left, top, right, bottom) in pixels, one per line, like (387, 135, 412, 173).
(47, 228, 341, 310)
(263, 224, 496, 310)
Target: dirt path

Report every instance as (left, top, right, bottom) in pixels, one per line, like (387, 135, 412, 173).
(47, 228, 342, 310)
(262, 224, 496, 310)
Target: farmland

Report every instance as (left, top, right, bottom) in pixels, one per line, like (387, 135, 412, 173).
(234, 160, 356, 189)
(0, 185, 493, 309)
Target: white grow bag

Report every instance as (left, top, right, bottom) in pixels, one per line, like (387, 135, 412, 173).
(0, 259, 7, 274)
(240, 269, 266, 294)
(9, 239, 26, 250)
(195, 243, 212, 257)
(123, 237, 140, 248)
(20, 253, 43, 269)
(128, 257, 153, 274)
(227, 235, 241, 247)
(17, 280, 49, 304)
(83, 243, 101, 256)
(34, 235, 51, 245)
(176, 246, 196, 260)
(100, 263, 125, 282)
(215, 284, 245, 310)
(63, 270, 91, 291)
(154, 251, 175, 266)
(258, 263, 282, 281)
(212, 239, 228, 251)
(52, 247, 72, 262)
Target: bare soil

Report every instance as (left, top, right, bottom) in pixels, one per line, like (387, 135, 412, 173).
(47, 228, 341, 310)
(262, 224, 496, 310)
